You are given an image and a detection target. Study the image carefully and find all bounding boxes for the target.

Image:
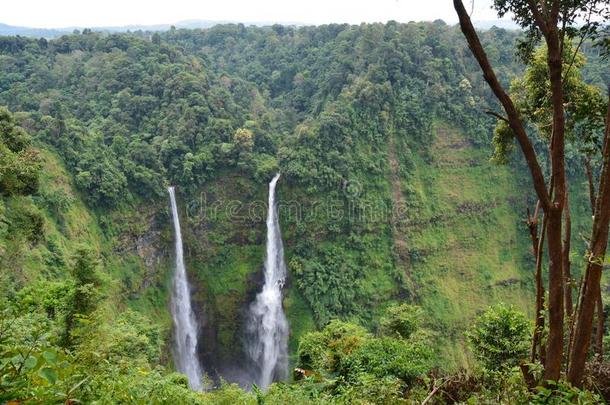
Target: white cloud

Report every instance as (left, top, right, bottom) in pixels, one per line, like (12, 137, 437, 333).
(2, 0, 502, 28)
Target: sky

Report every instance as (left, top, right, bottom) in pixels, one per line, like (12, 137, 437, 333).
(1, 0, 505, 28)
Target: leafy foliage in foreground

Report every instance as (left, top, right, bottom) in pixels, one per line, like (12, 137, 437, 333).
(1, 291, 437, 403)
(2, 278, 605, 404)
(466, 304, 531, 372)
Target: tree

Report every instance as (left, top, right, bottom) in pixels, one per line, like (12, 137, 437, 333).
(63, 246, 102, 346)
(297, 320, 371, 373)
(378, 303, 422, 340)
(466, 304, 531, 372)
(0, 107, 41, 196)
(233, 128, 254, 152)
(492, 44, 607, 367)
(453, 0, 610, 385)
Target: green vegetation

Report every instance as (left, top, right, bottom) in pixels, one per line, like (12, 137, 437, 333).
(0, 107, 41, 196)
(466, 304, 531, 372)
(0, 19, 608, 403)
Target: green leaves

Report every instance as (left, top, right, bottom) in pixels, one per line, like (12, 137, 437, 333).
(0, 327, 74, 402)
(295, 314, 433, 403)
(0, 108, 41, 196)
(493, 44, 607, 167)
(41, 351, 57, 365)
(378, 304, 422, 340)
(466, 303, 531, 372)
(23, 356, 37, 370)
(38, 367, 58, 384)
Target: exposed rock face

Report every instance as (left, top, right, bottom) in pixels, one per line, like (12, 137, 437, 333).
(135, 225, 165, 291)
(112, 205, 168, 294)
(178, 177, 267, 386)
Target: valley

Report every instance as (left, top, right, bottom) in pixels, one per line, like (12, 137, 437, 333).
(0, 17, 608, 403)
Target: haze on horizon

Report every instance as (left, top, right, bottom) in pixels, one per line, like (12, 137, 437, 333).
(2, 0, 505, 28)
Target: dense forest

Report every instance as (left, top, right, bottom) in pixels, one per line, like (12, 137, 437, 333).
(1, 8, 609, 404)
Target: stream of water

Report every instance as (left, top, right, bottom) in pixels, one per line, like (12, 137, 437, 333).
(168, 186, 203, 390)
(245, 173, 289, 390)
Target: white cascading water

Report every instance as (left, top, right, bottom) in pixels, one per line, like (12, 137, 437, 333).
(168, 187, 203, 390)
(246, 173, 289, 390)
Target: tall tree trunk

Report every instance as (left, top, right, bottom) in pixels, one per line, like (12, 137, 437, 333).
(587, 158, 603, 358)
(564, 191, 573, 320)
(453, 0, 565, 382)
(531, 208, 547, 365)
(567, 93, 610, 387)
(542, 6, 567, 382)
(595, 289, 604, 357)
(545, 207, 564, 381)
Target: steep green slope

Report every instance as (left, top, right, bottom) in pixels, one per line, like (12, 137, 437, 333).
(167, 124, 538, 376)
(1, 147, 101, 279)
(405, 124, 534, 369)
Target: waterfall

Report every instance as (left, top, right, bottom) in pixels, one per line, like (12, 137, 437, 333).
(168, 186, 203, 390)
(246, 173, 289, 390)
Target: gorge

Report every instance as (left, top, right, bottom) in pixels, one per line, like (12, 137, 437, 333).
(0, 17, 608, 403)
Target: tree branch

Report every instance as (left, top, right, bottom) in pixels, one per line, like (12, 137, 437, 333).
(527, 0, 549, 36)
(485, 110, 509, 123)
(453, 0, 552, 210)
(563, 7, 594, 81)
(585, 158, 597, 214)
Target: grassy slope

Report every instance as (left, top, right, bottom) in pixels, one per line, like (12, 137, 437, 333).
(405, 123, 534, 370)
(0, 149, 102, 280)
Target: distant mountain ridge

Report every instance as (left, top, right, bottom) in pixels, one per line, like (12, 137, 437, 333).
(0, 19, 518, 38)
(0, 22, 70, 38)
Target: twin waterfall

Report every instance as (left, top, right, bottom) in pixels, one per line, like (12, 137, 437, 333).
(168, 187, 203, 390)
(246, 173, 289, 390)
(168, 174, 288, 391)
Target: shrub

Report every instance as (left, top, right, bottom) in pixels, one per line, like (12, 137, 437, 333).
(0, 107, 41, 196)
(378, 303, 422, 339)
(340, 337, 433, 384)
(530, 380, 603, 404)
(333, 373, 408, 404)
(466, 304, 530, 372)
(297, 320, 371, 373)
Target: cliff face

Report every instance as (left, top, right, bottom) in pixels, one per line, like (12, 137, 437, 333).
(180, 176, 267, 381)
(147, 124, 536, 376)
(2, 124, 594, 379)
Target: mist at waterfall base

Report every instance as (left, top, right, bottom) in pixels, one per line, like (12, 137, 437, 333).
(244, 173, 289, 390)
(168, 187, 204, 391)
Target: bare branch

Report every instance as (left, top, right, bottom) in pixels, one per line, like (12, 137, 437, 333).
(563, 7, 595, 80)
(485, 110, 509, 123)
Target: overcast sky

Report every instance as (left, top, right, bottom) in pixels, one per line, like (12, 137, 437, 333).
(2, 0, 504, 28)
